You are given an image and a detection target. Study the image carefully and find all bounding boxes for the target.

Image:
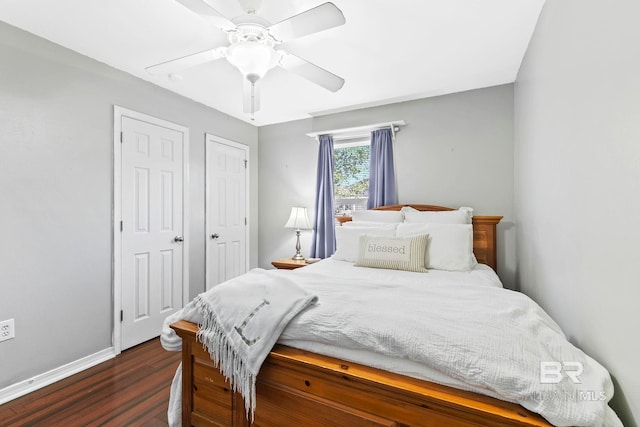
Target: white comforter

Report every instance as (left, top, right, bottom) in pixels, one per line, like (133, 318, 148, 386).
(286, 259, 620, 427)
(164, 259, 622, 427)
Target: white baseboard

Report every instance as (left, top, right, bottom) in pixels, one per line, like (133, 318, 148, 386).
(0, 347, 116, 405)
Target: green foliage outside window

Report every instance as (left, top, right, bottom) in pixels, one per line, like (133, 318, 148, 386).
(334, 145, 370, 199)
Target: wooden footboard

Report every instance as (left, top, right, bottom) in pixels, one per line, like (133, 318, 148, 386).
(171, 320, 552, 427)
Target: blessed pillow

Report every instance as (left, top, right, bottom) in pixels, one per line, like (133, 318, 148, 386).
(351, 210, 404, 223)
(355, 234, 429, 273)
(403, 207, 473, 224)
(396, 223, 477, 271)
(333, 226, 396, 263)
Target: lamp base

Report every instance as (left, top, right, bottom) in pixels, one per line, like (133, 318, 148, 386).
(291, 228, 306, 261)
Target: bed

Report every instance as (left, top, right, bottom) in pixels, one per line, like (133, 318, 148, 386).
(166, 204, 619, 427)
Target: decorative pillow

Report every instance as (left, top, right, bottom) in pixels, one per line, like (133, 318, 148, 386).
(403, 207, 473, 224)
(396, 223, 477, 271)
(355, 234, 429, 272)
(351, 210, 404, 223)
(333, 226, 396, 263)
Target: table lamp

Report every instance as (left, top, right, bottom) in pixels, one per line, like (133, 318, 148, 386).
(284, 206, 312, 260)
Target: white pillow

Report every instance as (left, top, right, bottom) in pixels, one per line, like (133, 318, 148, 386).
(351, 210, 404, 223)
(355, 234, 429, 273)
(333, 226, 396, 262)
(342, 221, 399, 229)
(396, 223, 477, 271)
(400, 206, 419, 213)
(403, 207, 473, 224)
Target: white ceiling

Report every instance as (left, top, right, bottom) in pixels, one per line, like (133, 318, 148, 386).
(0, 0, 545, 126)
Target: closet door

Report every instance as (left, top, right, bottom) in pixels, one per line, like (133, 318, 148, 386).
(206, 134, 249, 290)
(115, 107, 189, 351)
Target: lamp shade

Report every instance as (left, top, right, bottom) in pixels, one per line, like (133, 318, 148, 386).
(284, 207, 312, 230)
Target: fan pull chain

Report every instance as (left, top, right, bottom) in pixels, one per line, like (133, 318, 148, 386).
(250, 81, 256, 121)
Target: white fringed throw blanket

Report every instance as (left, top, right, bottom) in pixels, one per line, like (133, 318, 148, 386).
(161, 268, 317, 421)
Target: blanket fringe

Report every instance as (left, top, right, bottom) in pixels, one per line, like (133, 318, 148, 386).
(194, 295, 257, 421)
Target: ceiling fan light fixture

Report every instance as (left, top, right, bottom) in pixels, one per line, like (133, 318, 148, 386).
(225, 41, 278, 82)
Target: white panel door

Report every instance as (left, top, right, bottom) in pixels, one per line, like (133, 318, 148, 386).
(121, 116, 184, 350)
(206, 135, 249, 290)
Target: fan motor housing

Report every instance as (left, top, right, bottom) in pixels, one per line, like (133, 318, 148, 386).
(229, 22, 276, 47)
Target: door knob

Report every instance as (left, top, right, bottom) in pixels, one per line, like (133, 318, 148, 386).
(211, 233, 220, 239)
(174, 236, 184, 242)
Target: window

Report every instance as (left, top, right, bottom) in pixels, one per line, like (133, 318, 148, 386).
(333, 141, 370, 214)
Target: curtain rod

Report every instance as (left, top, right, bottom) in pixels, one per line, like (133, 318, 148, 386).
(306, 120, 406, 141)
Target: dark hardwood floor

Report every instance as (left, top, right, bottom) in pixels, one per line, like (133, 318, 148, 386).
(0, 338, 181, 427)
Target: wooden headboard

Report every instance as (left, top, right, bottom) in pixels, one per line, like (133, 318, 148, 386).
(336, 204, 503, 271)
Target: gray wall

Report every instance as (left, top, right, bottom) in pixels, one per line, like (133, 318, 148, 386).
(514, 0, 639, 424)
(259, 85, 516, 286)
(0, 22, 258, 389)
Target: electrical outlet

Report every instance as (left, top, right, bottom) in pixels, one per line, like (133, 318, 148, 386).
(0, 319, 15, 342)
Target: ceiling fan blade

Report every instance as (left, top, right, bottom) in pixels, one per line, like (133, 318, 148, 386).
(146, 47, 226, 75)
(175, 0, 236, 31)
(267, 2, 346, 42)
(278, 51, 344, 92)
(243, 78, 261, 116)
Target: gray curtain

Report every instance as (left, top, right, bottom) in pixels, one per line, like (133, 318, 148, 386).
(310, 134, 336, 258)
(367, 128, 397, 208)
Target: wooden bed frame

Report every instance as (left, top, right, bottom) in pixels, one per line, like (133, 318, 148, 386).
(170, 205, 553, 427)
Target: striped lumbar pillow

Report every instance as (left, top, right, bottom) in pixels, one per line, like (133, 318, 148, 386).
(355, 234, 429, 272)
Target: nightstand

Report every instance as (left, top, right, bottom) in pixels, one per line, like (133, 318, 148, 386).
(271, 258, 309, 270)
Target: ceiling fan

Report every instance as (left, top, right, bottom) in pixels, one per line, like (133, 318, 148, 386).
(146, 0, 346, 120)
